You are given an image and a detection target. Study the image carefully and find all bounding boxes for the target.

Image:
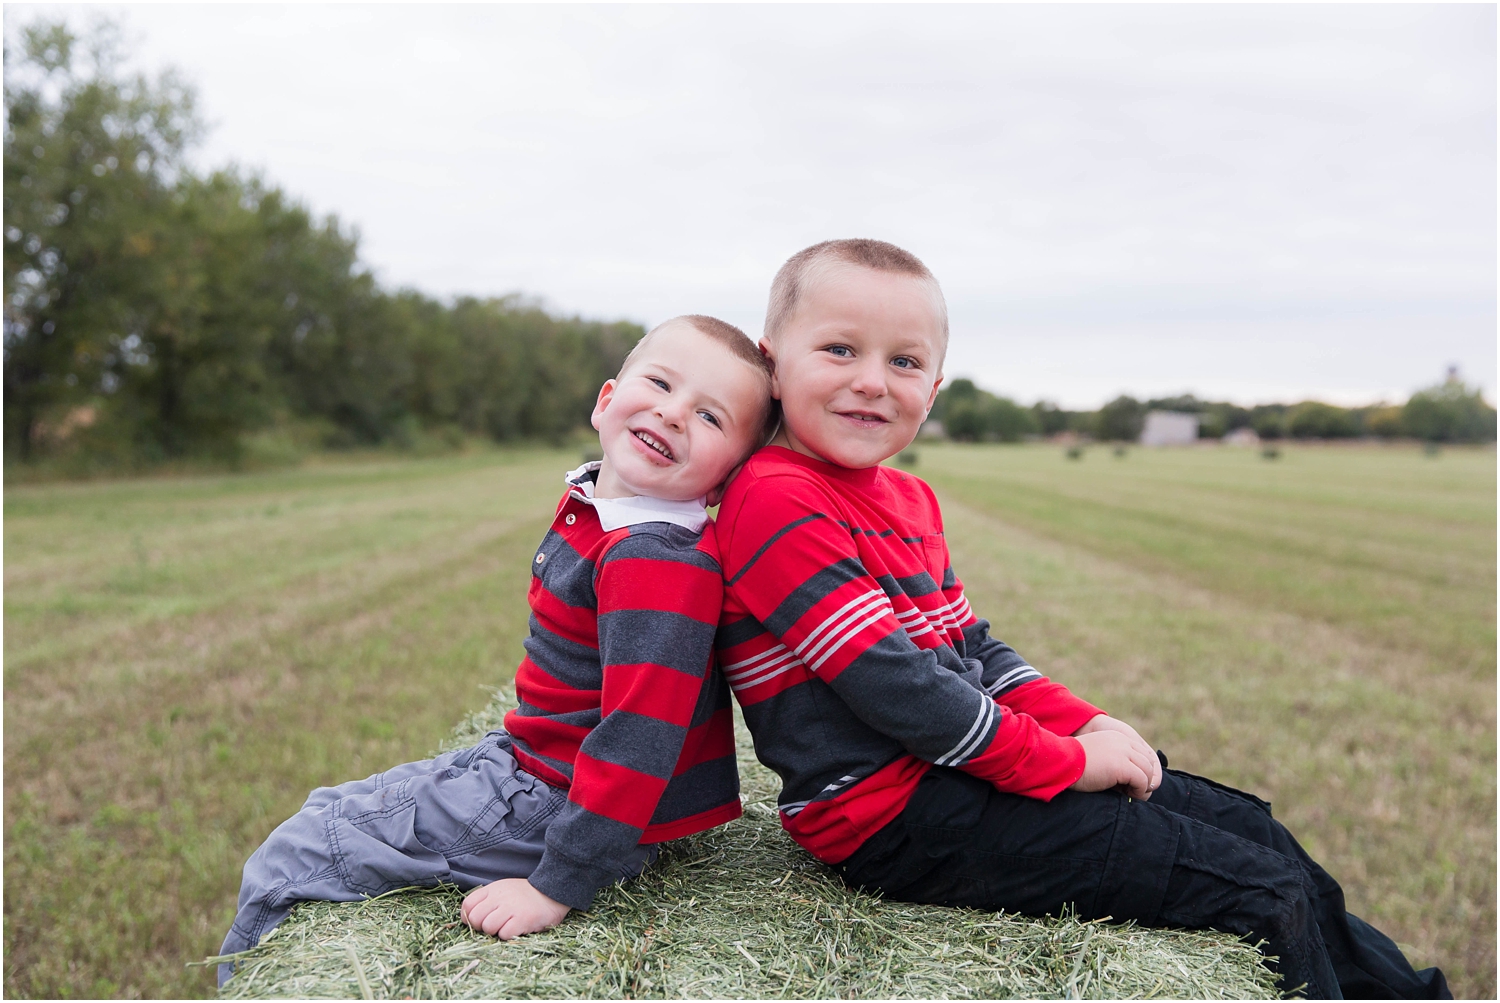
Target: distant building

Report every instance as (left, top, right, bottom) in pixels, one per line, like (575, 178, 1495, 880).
(1224, 427, 1260, 447)
(1140, 410, 1199, 446)
(918, 419, 946, 440)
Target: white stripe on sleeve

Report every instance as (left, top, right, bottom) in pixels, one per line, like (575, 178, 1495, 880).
(935, 698, 997, 766)
(986, 664, 1043, 695)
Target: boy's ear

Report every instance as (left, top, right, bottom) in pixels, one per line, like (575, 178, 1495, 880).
(757, 338, 782, 399)
(924, 374, 944, 417)
(590, 379, 617, 431)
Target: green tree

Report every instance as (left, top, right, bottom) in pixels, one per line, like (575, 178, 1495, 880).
(1365, 405, 1405, 438)
(1095, 395, 1145, 441)
(983, 396, 1039, 442)
(1251, 405, 1287, 440)
(102, 172, 341, 459)
(1403, 376, 1497, 443)
(941, 397, 987, 441)
(1286, 401, 1357, 439)
(1031, 400, 1070, 436)
(4, 20, 199, 459)
(935, 379, 1037, 442)
(929, 377, 979, 425)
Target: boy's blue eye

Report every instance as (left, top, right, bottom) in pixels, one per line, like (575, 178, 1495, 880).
(826, 345, 853, 358)
(650, 377, 669, 391)
(698, 410, 721, 428)
(892, 356, 917, 369)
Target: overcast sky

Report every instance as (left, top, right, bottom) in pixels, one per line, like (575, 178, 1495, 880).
(9, 4, 1496, 407)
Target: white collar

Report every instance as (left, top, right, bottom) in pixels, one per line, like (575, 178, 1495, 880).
(564, 462, 709, 533)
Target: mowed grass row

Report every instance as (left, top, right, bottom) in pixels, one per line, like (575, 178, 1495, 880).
(4, 442, 1494, 997)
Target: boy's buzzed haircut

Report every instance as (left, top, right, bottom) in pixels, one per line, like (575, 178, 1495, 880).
(621, 314, 780, 447)
(764, 238, 950, 344)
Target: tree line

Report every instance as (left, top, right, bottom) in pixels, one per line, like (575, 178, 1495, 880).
(4, 22, 642, 472)
(934, 376, 1496, 446)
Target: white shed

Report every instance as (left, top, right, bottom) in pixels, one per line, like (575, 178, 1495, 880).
(1140, 410, 1199, 446)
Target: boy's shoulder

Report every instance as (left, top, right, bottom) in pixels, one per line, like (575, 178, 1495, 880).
(722, 446, 848, 512)
(719, 447, 944, 540)
(596, 514, 722, 574)
(549, 470, 721, 572)
(614, 518, 717, 557)
(734, 445, 830, 482)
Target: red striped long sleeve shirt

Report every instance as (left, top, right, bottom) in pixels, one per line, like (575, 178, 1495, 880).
(505, 466, 741, 909)
(716, 446, 1102, 864)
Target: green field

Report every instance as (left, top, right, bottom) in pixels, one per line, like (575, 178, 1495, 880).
(4, 442, 1494, 998)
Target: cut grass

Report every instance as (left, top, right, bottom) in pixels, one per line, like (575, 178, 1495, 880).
(4, 442, 1492, 997)
(214, 690, 1280, 1000)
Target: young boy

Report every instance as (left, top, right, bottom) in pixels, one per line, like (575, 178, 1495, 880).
(714, 240, 1449, 1000)
(218, 315, 777, 984)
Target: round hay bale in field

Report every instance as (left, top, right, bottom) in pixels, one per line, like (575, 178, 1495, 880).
(213, 690, 1279, 1000)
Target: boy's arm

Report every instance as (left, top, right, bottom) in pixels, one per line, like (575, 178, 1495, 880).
(724, 475, 1084, 800)
(525, 530, 724, 911)
(913, 489, 1105, 737)
(954, 611, 1103, 737)
(942, 560, 1156, 789)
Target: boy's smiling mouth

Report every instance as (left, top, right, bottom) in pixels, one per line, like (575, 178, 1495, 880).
(836, 409, 890, 427)
(631, 429, 677, 462)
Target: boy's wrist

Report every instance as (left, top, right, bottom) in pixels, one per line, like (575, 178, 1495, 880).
(975, 717, 1088, 800)
(1072, 713, 1110, 736)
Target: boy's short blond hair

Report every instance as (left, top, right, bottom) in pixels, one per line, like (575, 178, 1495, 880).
(620, 314, 780, 448)
(763, 239, 950, 349)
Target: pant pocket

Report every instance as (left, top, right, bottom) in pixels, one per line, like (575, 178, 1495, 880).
(410, 741, 555, 856)
(329, 793, 452, 897)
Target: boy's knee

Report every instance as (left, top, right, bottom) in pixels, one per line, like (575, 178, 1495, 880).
(241, 805, 337, 895)
(302, 784, 346, 811)
(1162, 769, 1274, 825)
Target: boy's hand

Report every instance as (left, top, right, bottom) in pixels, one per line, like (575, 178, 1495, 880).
(1074, 714, 1162, 795)
(460, 878, 570, 940)
(1069, 730, 1158, 799)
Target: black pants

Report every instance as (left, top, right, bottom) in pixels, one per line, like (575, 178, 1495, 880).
(838, 764, 1450, 1000)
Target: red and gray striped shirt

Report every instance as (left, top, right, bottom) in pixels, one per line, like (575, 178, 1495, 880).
(506, 465, 741, 909)
(716, 446, 1102, 864)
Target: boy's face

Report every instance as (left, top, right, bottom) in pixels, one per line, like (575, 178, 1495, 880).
(762, 262, 944, 469)
(590, 320, 768, 502)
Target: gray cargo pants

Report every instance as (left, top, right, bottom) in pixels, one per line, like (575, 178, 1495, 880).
(217, 730, 654, 986)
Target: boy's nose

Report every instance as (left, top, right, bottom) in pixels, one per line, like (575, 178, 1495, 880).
(655, 402, 687, 430)
(849, 361, 888, 398)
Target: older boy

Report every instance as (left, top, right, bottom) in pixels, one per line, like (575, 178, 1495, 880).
(714, 240, 1448, 1000)
(219, 316, 776, 983)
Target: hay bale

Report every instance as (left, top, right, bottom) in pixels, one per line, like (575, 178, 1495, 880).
(215, 690, 1279, 999)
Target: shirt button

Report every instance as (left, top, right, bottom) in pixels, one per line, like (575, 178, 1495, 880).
(565, 513, 576, 525)
(535, 553, 546, 565)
